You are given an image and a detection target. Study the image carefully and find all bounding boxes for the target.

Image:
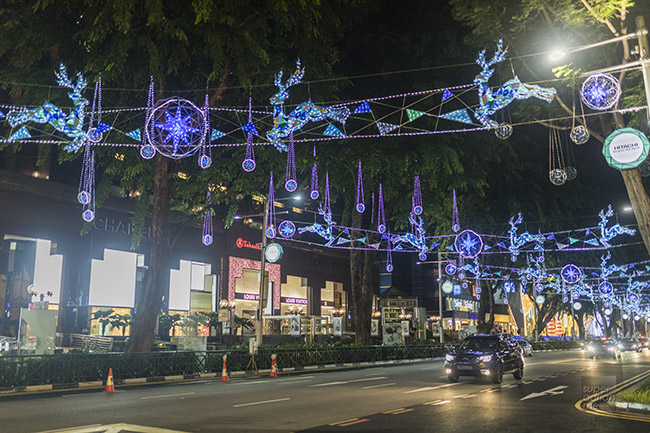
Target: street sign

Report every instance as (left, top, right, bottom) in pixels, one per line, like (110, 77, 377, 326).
(520, 385, 568, 401)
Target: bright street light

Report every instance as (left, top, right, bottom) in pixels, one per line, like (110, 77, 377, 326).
(624, 206, 633, 212)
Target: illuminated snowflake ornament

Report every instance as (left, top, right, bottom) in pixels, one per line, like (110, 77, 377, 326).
(454, 229, 483, 259)
(561, 264, 582, 284)
(145, 97, 205, 159)
(279, 220, 296, 238)
(581, 74, 621, 111)
(140, 144, 156, 160)
(445, 262, 457, 275)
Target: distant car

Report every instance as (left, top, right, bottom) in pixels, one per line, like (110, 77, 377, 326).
(586, 339, 621, 359)
(517, 340, 533, 357)
(617, 338, 642, 352)
(445, 334, 524, 384)
(639, 336, 649, 350)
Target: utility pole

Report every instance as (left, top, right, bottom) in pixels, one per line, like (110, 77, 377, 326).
(636, 16, 650, 129)
(438, 251, 444, 344)
(256, 199, 268, 347)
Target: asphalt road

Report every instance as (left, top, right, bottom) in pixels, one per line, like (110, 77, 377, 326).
(2, 349, 650, 433)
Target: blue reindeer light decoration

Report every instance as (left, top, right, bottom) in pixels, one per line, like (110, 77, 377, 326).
(391, 212, 429, 261)
(267, 60, 350, 152)
(508, 213, 545, 262)
(474, 40, 557, 128)
(599, 205, 636, 248)
(298, 203, 336, 246)
(7, 63, 91, 152)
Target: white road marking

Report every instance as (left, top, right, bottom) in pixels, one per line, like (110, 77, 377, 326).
(403, 383, 459, 394)
(141, 392, 196, 400)
(363, 382, 396, 389)
(431, 400, 451, 405)
(520, 385, 568, 401)
(230, 379, 275, 386)
(309, 377, 387, 387)
(365, 372, 387, 376)
(232, 397, 290, 407)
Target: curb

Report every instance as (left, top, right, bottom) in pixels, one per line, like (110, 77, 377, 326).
(612, 401, 650, 411)
(0, 348, 576, 397)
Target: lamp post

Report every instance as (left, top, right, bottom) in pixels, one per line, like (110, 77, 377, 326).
(219, 299, 236, 348)
(235, 195, 301, 347)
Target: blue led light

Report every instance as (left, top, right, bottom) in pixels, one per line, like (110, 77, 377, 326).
(413, 205, 423, 216)
(561, 264, 582, 284)
(82, 209, 95, 222)
(356, 203, 366, 213)
(199, 154, 212, 169)
(155, 105, 201, 153)
(285, 179, 297, 192)
(140, 144, 155, 159)
(581, 74, 620, 110)
(454, 229, 483, 259)
(266, 227, 276, 239)
(445, 263, 457, 275)
(77, 191, 90, 205)
(378, 224, 386, 233)
(418, 252, 427, 261)
(310, 190, 319, 200)
(242, 158, 256, 172)
(386, 263, 394, 272)
(279, 220, 296, 238)
(202, 234, 213, 246)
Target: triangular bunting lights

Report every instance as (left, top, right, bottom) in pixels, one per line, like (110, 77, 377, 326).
(323, 124, 345, 137)
(336, 238, 351, 245)
(353, 101, 372, 114)
(376, 122, 399, 135)
(125, 129, 141, 141)
(442, 88, 454, 101)
(568, 237, 579, 244)
(95, 122, 112, 134)
(440, 109, 474, 125)
(406, 109, 425, 122)
(211, 129, 225, 141)
(9, 126, 31, 140)
(584, 238, 600, 246)
(241, 122, 258, 136)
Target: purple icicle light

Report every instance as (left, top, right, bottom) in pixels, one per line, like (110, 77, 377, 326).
(285, 133, 297, 192)
(356, 161, 365, 213)
(386, 232, 393, 272)
(370, 192, 375, 225)
(324, 172, 331, 215)
(202, 190, 214, 246)
(452, 188, 460, 232)
(412, 175, 423, 215)
(266, 172, 277, 238)
(242, 96, 256, 172)
(310, 146, 319, 200)
(378, 183, 386, 233)
(198, 94, 212, 169)
(79, 144, 95, 222)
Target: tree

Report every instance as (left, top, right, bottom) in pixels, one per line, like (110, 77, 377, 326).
(92, 309, 114, 336)
(158, 313, 181, 340)
(450, 0, 650, 254)
(110, 313, 132, 337)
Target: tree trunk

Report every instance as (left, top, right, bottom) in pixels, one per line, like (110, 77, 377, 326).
(621, 169, 650, 253)
(349, 211, 372, 345)
(128, 154, 172, 353)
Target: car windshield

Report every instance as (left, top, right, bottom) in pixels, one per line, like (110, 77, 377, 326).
(458, 338, 498, 352)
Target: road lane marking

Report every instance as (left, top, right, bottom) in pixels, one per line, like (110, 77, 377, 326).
(453, 394, 469, 399)
(402, 383, 459, 394)
(232, 397, 290, 407)
(520, 385, 568, 401)
(364, 372, 386, 376)
(383, 408, 405, 414)
(481, 388, 500, 393)
(309, 377, 387, 387)
(391, 409, 415, 414)
(275, 378, 314, 385)
(431, 400, 451, 405)
(363, 382, 396, 389)
(339, 419, 370, 427)
(141, 392, 195, 400)
(230, 379, 275, 386)
(330, 419, 358, 426)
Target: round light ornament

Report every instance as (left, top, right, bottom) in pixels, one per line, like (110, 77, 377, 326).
(549, 169, 567, 186)
(77, 191, 91, 205)
(386, 263, 394, 272)
(242, 158, 256, 172)
(202, 234, 213, 246)
(565, 166, 577, 181)
(598, 281, 613, 295)
(535, 295, 545, 305)
(285, 179, 298, 193)
(581, 73, 621, 110)
(413, 205, 423, 216)
(454, 229, 484, 259)
(140, 144, 156, 160)
(561, 264, 582, 284)
(573, 301, 582, 311)
(278, 220, 296, 238)
(82, 209, 95, 222)
(310, 190, 319, 200)
(441, 281, 454, 294)
(570, 125, 590, 145)
(356, 203, 366, 213)
(144, 97, 205, 159)
(494, 123, 513, 140)
(198, 154, 212, 169)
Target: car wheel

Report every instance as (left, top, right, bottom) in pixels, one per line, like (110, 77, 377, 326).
(513, 364, 523, 380)
(491, 365, 503, 384)
(447, 373, 458, 383)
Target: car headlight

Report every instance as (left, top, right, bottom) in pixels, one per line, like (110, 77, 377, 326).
(445, 354, 455, 362)
(479, 355, 492, 363)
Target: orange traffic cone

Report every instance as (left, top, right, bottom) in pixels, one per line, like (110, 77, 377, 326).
(105, 368, 115, 392)
(269, 353, 279, 378)
(221, 355, 229, 382)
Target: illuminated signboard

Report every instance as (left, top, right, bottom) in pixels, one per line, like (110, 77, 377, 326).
(282, 297, 308, 305)
(236, 237, 261, 250)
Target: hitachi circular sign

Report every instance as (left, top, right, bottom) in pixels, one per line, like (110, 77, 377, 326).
(603, 128, 650, 170)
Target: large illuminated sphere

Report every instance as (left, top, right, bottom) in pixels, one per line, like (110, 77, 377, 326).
(418, 252, 427, 261)
(202, 234, 213, 246)
(77, 191, 91, 205)
(82, 209, 95, 222)
(285, 179, 298, 193)
(413, 205, 423, 216)
(145, 97, 205, 159)
(140, 144, 156, 160)
(549, 169, 567, 186)
(386, 263, 394, 272)
(198, 154, 212, 169)
(445, 262, 457, 275)
(570, 125, 590, 145)
(561, 264, 582, 284)
(266, 227, 276, 239)
(356, 203, 366, 213)
(278, 220, 296, 238)
(310, 190, 319, 200)
(581, 73, 621, 110)
(454, 229, 483, 259)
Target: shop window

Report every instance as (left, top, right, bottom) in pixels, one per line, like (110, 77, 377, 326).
(89, 249, 137, 308)
(169, 260, 210, 311)
(32, 239, 63, 304)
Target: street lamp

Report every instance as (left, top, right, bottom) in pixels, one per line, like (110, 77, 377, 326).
(417, 251, 449, 343)
(235, 194, 302, 347)
(219, 299, 236, 348)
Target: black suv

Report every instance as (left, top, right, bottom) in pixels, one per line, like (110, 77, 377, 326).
(445, 334, 524, 384)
